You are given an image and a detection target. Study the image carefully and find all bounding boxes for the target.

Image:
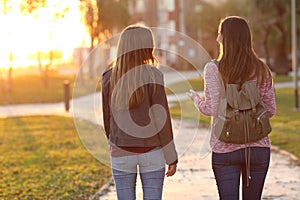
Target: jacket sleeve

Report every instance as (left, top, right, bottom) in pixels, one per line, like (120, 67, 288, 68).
(151, 74, 178, 165)
(102, 73, 111, 139)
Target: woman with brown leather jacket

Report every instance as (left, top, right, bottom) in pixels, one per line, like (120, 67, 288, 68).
(102, 24, 178, 200)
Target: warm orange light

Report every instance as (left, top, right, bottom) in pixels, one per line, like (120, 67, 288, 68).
(0, 0, 90, 69)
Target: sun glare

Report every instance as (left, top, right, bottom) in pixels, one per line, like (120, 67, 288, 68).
(0, 0, 89, 69)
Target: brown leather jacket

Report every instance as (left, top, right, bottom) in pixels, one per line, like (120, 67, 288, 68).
(102, 66, 178, 165)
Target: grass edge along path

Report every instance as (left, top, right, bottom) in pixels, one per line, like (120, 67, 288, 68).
(0, 115, 111, 199)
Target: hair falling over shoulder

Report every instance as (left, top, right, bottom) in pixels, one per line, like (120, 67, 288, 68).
(110, 25, 158, 111)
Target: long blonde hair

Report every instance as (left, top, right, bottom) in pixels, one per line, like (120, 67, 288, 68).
(217, 16, 272, 87)
(110, 25, 158, 110)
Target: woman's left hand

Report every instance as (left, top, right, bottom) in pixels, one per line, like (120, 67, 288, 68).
(166, 164, 177, 177)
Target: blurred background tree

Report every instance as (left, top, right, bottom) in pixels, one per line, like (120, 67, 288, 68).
(254, 0, 291, 74)
(96, 0, 130, 41)
(185, 0, 252, 58)
(79, 0, 130, 78)
(0, 0, 297, 87)
(184, 0, 299, 75)
(20, 0, 68, 88)
(0, 0, 13, 93)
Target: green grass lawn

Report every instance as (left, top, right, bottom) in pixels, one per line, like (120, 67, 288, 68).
(0, 74, 75, 105)
(270, 88, 300, 158)
(0, 116, 111, 199)
(0, 74, 101, 105)
(169, 87, 300, 159)
(165, 77, 204, 95)
(273, 75, 293, 83)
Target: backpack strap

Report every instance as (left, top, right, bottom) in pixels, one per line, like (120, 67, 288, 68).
(226, 84, 240, 120)
(243, 83, 260, 117)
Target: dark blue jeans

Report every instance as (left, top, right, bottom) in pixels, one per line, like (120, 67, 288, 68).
(212, 147, 270, 200)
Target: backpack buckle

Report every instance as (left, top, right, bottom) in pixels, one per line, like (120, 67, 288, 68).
(234, 110, 239, 120)
(251, 108, 256, 118)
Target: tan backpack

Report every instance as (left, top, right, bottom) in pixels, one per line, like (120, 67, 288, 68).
(214, 64, 272, 144)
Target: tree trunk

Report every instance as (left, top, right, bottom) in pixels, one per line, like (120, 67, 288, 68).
(263, 26, 272, 69)
(43, 65, 49, 88)
(6, 67, 12, 93)
(5, 52, 13, 93)
(273, 22, 289, 75)
(89, 33, 95, 79)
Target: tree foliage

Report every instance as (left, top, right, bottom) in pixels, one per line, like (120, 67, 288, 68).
(97, 0, 130, 34)
(79, 0, 130, 49)
(20, 0, 69, 87)
(19, 0, 46, 14)
(185, 0, 252, 57)
(252, 0, 291, 74)
(185, 0, 299, 74)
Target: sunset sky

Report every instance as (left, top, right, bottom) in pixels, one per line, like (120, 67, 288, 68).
(0, 0, 89, 69)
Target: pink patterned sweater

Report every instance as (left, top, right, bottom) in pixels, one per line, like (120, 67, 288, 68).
(195, 61, 276, 153)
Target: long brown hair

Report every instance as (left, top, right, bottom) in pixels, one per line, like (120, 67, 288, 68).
(110, 25, 158, 110)
(217, 16, 272, 87)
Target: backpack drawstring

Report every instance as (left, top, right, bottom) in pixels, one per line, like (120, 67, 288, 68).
(245, 146, 251, 187)
(243, 111, 251, 187)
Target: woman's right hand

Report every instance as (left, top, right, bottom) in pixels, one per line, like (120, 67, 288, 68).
(166, 164, 177, 177)
(186, 89, 202, 102)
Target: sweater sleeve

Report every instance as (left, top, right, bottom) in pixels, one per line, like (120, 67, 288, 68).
(259, 75, 276, 118)
(195, 62, 222, 116)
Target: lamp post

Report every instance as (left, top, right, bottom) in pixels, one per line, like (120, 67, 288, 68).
(291, 0, 299, 111)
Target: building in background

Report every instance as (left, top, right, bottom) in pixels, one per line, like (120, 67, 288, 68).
(75, 0, 210, 73)
(128, 0, 209, 71)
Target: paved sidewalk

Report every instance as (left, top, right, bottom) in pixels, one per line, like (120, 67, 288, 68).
(99, 118, 300, 200)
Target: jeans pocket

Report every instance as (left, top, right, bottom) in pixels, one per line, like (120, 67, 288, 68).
(139, 149, 165, 173)
(252, 147, 270, 164)
(148, 149, 165, 165)
(112, 156, 128, 169)
(212, 152, 231, 166)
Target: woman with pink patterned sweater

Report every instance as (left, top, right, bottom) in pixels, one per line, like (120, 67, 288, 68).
(188, 16, 276, 199)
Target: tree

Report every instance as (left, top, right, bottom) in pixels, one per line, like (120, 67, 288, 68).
(20, 0, 46, 13)
(79, 0, 130, 48)
(20, 0, 68, 88)
(0, 0, 13, 93)
(97, 0, 130, 38)
(252, 0, 291, 74)
(185, 0, 251, 58)
(79, 0, 130, 78)
(185, 0, 299, 75)
(79, 0, 98, 50)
